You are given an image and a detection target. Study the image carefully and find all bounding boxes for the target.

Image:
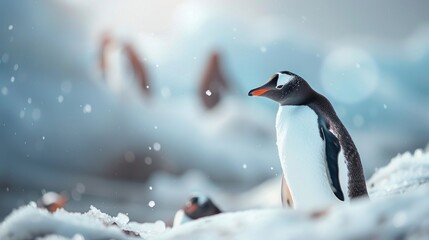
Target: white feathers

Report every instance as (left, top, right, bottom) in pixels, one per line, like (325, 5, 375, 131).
(173, 209, 192, 227)
(276, 105, 341, 210)
(276, 73, 294, 88)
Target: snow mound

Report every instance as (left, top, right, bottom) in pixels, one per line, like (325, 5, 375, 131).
(368, 148, 429, 198)
(161, 189, 429, 240)
(0, 204, 166, 240)
(3, 147, 429, 240)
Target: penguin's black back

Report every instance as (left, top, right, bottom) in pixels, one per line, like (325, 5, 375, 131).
(308, 93, 368, 199)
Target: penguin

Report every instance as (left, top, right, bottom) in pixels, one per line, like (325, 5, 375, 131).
(173, 194, 222, 227)
(37, 191, 68, 213)
(248, 71, 368, 210)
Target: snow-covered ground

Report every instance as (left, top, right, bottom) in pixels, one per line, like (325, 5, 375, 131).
(2, 0, 429, 223)
(1, 147, 429, 240)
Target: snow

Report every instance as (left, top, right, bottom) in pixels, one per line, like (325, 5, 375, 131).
(1, 1, 429, 238)
(153, 143, 161, 151)
(2, 147, 429, 239)
(82, 104, 92, 114)
(368, 148, 429, 199)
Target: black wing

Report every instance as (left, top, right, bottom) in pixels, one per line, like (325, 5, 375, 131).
(319, 119, 345, 201)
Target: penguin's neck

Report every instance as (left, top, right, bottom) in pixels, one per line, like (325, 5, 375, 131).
(275, 105, 339, 210)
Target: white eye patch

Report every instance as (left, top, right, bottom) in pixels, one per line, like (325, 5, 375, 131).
(276, 73, 294, 88)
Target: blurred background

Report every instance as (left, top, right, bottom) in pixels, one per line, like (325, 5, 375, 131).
(1, 0, 428, 223)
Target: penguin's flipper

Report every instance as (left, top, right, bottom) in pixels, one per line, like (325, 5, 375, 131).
(281, 175, 294, 208)
(320, 124, 345, 201)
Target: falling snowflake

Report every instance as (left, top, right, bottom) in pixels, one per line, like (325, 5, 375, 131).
(144, 157, 152, 165)
(83, 104, 92, 114)
(205, 90, 212, 96)
(153, 142, 161, 151)
(148, 201, 156, 208)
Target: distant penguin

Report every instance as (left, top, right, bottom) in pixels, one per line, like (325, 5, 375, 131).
(37, 191, 68, 213)
(199, 52, 229, 110)
(249, 71, 368, 210)
(173, 194, 221, 227)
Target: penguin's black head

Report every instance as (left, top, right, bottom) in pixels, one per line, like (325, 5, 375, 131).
(183, 194, 221, 220)
(248, 71, 314, 105)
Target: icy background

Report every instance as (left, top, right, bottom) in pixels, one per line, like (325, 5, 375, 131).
(1, 0, 429, 225)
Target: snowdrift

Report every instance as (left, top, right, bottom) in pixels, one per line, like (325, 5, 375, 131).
(1, 147, 429, 240)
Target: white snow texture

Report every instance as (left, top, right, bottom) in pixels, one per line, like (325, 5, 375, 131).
(1, 147, 429, 240)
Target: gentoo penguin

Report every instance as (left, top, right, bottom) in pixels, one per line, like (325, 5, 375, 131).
(173, 194, 222, 227)
(199, 52, 230, 110)
(37, 191, 68, 213)
(248, 71, 368, 210)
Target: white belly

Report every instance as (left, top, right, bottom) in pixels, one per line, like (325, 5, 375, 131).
(276, 105, 341, 210)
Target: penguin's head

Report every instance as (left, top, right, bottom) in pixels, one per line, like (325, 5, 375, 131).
(183, 194, 221, 220)
(248, 71, 314, 105)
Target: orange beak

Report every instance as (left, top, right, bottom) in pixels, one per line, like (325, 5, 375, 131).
(248, 88, 269, 96)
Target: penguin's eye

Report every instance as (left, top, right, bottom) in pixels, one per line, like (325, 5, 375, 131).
(276, 85, 283, 89)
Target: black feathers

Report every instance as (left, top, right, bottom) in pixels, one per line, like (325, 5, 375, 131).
(318, 117, 345, 201)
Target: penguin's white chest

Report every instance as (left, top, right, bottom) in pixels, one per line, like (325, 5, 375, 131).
(276, 106, 339, 210)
